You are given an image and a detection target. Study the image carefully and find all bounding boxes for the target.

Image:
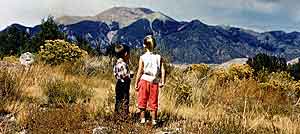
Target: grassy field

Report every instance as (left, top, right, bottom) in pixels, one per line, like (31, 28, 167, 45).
(1, 56, 300, 134)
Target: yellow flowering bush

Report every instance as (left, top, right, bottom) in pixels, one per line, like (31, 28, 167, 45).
(211, 68, 229, 82)
(186, 64, 210, 80)
(260, 72, 300, 91)
(228, 64, 253, 80)
(38, 39, 87, 65)
(2, 55, 19, 64)
(257, 71, 300, 104)
(188, 64, 209, 73)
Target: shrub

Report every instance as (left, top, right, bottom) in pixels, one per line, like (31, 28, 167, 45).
(41, 78, 94, 106)
(259, 71, 300, 105)
(260, 72, 294, 90)
(38, 39, 87, 65)
(186, 64, 209, 78)
(228, 64, 253, 80)
(188, 64, 209, 72)
(210, 68, 230, 85)
(2, 55, 19, 64)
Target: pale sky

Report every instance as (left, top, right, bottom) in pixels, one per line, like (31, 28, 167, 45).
(1, 0, 300, 32)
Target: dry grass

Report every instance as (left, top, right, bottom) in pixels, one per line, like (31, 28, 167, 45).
(159, 65, 300, 134)
(1, 56, 300, 133)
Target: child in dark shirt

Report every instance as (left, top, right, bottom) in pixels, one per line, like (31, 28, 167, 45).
(113, 44, 132, 116)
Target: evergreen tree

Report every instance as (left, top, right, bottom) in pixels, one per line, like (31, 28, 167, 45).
(73, 35, 97, 55)
(247, 53, 287, 75)
(30, 16, 65, 52)
(288, 58, 300, 80)
(0, 26, 30, 58)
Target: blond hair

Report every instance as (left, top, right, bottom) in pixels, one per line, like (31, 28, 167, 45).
(143, 35, 156, 52)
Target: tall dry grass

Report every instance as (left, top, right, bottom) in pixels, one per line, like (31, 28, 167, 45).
(1, 55, 300, 133)
(159, 63, 300, 133)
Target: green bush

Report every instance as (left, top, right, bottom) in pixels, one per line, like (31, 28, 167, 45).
(41, 78, 94, 106)
(38, 39, 87, 65)
(288, 60, 300, 80)
(247, 53, 287, 75)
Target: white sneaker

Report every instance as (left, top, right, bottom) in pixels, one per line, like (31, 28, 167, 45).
(140, 118, 146, 124)
(152, 120, 157, 126)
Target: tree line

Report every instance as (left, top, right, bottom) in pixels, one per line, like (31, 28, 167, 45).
(0, 16, 95, 58)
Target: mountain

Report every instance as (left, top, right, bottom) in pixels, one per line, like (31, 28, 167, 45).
(55, 16, 94, 25)
(3, 24, 41, 36)
(112, 16, 300, 63)
(61, 20, 111, 52)
(111, 11, 182, 47)
(56, 7, 154, 28)
(3, 7, 300, 64)
(94, 7, 154, 28)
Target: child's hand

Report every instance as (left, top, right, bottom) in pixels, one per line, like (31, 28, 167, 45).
(135, 83, 139, 91)
(130, 71, 134, 78)
(159, 82, 164, 88)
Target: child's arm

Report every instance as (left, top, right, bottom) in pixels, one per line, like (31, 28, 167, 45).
(134, 57, 143, 91)
(160, 57, 166, 87)
(113, 65, 117, 78)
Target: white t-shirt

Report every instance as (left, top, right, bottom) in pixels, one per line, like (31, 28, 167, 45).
(140, 52, 161, 83)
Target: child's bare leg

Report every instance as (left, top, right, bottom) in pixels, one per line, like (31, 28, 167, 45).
(151, 110, 157, 125)
(151, 110, 157, 120)
(140, 108, 146, 123)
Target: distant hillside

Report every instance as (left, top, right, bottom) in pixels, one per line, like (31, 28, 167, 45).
(288, 57, 300, 65)
(217, 58, 248, 69)
(3, 7, 300, 64)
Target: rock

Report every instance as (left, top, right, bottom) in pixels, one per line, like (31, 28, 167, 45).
(19, 52, 34, 66)
(155, 128, 182, 134)
(8, 116, 16, 122)
(17, 130, 27, 134)
(92, 126, 111, 134)
(0, 113, 15, 122)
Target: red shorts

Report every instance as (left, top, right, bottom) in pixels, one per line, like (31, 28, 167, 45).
(137, 80, 159, 111)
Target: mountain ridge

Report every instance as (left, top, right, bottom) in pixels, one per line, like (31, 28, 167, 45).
(56, 7, 155, 28)
(3, 7, 300, 64)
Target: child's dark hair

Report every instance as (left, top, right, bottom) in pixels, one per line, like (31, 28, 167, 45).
(114, 44, 130, 59)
